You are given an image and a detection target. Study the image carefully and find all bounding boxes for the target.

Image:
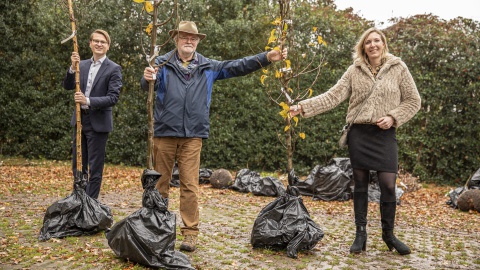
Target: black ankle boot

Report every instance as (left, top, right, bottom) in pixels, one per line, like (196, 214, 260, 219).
(380, 201, 411, 255)
(382, 230, 411, 255)
(350, 225, 367, 253)
(350, 192, 368, 253)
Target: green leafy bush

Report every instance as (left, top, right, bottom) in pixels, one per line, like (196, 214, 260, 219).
(1, 1, 479, 184)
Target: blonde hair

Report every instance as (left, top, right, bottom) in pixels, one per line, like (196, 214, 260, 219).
(353, 27, 389, 62)
(90, 29, 111, 45)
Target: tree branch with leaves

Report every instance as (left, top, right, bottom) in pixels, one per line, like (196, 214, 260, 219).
(261, 0, 327, 171)
(132, 0, 178, 170)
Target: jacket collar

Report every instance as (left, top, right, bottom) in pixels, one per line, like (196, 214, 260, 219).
(355, 53, 401, 69)
(354, 53, 401, 79)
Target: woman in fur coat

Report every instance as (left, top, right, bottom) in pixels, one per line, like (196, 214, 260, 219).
(289, 27, 421, 255)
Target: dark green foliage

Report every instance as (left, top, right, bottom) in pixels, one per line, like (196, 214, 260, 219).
(107, 89, 148, 166)
(1, 1, 479, 184)
(0, 1, 72, 159)
(384, 15, 480, 184)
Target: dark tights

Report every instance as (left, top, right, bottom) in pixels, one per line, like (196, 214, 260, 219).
(353, 169, 397, 202)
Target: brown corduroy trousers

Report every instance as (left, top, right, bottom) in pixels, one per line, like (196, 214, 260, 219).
(153, 137, 203, 236)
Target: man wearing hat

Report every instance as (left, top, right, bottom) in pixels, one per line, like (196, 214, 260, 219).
(141, 21, 287, 252)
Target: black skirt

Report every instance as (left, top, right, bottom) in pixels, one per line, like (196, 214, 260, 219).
(347, 124, 398, 172)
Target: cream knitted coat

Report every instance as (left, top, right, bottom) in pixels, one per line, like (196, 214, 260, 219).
(298, 54, 421, 128)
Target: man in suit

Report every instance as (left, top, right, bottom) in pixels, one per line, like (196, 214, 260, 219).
(63, 29, 122, 199)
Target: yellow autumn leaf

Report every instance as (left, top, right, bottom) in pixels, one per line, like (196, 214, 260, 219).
(283, 23, 288, 31)
(273, 46, 280, 51)
(272, 18, 281, 25)
(317, 36, 327, 46)
(308, 88, 313, 97)
(265, 46, 271, 51)
(312, 27, 317, 32)
(279, 102, 289, 111)
(293, 116, 299, 126)
(299, 132, 306, 139)
(260, 75, 267, 85)
(287, 88, 293, 93)
(145, 23, 153, 35)
(275, 70, 282, 78)
(284, 125, 290, 132)
(279, 110, 288, 119)
(285, 60, 291, 69)
(268, 29, 276, 44)
(144, 1, 154, 13)
(133, 0, 145, 3)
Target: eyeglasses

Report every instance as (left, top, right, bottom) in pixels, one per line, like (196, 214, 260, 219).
(178, 36, 199, 43)
(91, 39, 108, 45)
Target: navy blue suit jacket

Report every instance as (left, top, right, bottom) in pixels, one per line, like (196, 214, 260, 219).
(63, 57, 122, 133)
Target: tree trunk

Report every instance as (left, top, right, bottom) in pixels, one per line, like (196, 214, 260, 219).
(67, 0, 82, 177)
(146, 3, 159, 170)
(286, 117, 293, 172)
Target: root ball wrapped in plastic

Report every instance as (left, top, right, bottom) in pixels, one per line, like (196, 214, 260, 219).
(38, 174, 113, 241)
(210, 168, 233, 189)
(105, 169, 194, 269)
(457, 189, 480, 212)
(288, 158, 353, 201)
(250, 185, 324, 258)
(231, 169, 286, 196)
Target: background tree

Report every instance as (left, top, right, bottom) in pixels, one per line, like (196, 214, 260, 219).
(260, 0, 327, 172)
(1, 0, 479, 184)
(131, 0, 179, 169)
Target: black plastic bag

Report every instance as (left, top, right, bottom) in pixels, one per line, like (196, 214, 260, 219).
(170, 162, 180, 187)
(199, 168, 213, 184)
(288, 158, 354, 201)
(251, 186, 324, 258)
(252, 176, 286, 197)
(230, 168, 260, 193)
(446, 186, 467, 208)
(105, 169, 194, 270)
(38, 174, 113, 241)
(231, 169, 285, 196)
(331, 157, 353, 178)
(468, 168, 480, 189)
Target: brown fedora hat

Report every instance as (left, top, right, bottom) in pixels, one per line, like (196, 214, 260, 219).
(168, 21, 206, 40)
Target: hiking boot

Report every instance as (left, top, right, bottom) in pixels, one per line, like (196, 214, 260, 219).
(180, 235, 197, 252)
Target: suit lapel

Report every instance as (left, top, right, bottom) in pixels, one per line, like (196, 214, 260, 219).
(80, 60, 91, 94)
